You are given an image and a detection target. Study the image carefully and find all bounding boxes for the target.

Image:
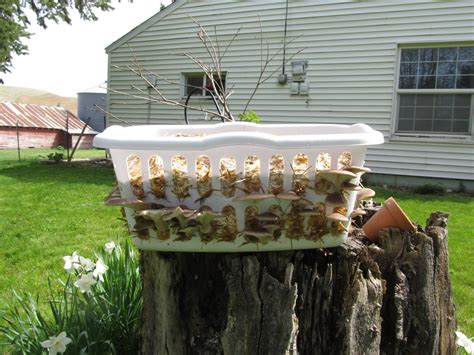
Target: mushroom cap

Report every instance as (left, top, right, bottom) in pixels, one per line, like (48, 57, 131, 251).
(350, 208, 367, 218)
(262, 224, 281, 233)
(299, 210, 320, 217)
(356, 188, 376, 201)
(242, 230, 274, 239)
(327, 212, 349, 223)
(325, 192, 348, 207)
(105, 198, 153, 210)
(276, 191, 301, 201)
(345, 166, 371, 174)
(233, 193, 274, 202)
(340, 181, 362, 191)
(255, 212, 280, 222)
(317, 169, 357, 180)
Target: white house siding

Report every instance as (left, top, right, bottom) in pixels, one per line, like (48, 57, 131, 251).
(107, 0, 474, 181)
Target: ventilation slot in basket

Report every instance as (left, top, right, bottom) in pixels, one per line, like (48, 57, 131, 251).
(171, 155, 191, 199)
(338, 152, 352, 170)
(315, 152, 333, 194)
(269, 154, 284, 195)
(127, 154, 144, 198)
(220, 157, 237, 198)
(221, 205, 237, 241)
(148, 155, 165, 199)
(292, 154, 309, 195)
(244, 205, 259, 230)
(196, 155, 212, 200)
(245, 156, 261, 193)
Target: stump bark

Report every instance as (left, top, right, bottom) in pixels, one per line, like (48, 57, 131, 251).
(139, 212, 456, 354)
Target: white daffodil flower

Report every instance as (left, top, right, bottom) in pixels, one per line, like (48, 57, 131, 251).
(93, 258, 108, 282)
(74, 273, 97, 293)
(40, 331, 72, 355)
(104, 241, 116, 254)
(456, 331, 474, 354)
(63, 252, 80, 273)
(79, 256, 95, 272)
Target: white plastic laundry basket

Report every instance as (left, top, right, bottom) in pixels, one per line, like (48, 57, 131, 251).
(94, 122, 384, 252)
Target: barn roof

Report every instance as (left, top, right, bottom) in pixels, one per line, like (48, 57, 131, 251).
(0, 102, 96, 134)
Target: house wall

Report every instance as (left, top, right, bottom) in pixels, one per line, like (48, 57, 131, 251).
(0, 127, 67, 149)
(107, 0, 474, 181)
(71, 134, 95, 149)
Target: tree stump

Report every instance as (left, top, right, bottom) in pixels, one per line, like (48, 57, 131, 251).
(139, 212, 456, 354)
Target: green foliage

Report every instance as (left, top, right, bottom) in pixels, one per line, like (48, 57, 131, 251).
(238, 111, 261, 123)
(0, 240, 142, 354)
(1, 0, 113, 74)
(46, 146, 66, 163)
(413, 183, 446, 195)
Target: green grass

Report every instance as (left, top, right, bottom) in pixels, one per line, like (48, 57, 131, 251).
(0, 149, 124, 309)
(0, 149, 472, 340)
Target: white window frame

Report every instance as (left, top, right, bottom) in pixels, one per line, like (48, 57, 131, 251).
(181, 72, 226, 99)
(391, 42, 474, 143)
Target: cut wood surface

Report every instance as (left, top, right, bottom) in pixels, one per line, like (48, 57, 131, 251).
(139, 211, 456, 354)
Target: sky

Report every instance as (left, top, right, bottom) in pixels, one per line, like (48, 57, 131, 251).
(3, 0, 172, 97)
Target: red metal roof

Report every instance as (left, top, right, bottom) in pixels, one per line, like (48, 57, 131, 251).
(0, 102, 96, 134)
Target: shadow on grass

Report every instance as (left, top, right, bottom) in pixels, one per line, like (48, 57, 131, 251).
(0, 161, 115, 186)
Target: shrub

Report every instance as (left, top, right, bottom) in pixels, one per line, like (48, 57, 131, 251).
(0, 239, 142, 354)
(413, 183, 446, 195)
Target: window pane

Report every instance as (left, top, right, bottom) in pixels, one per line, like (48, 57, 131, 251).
(458, 61, 474, 75)
(401, 48, 419, 62)
(398, 119, 414, 131)
(457, 75, 474, 89)
(453, 108, 471, 120)
(400, 63, 418, 76)
(436, 76, 455, 89)
(417, 94, 435, 106)
(418, 76, 436, 89)
(452, 120, 470, 133)
(454, 94, 471, 106)
(415, 107, 433, 119)
(433, 120, 452, 132)
(434, 107, 452, 119)
(459, 47, 474, 61)
(399, 106, 415, 119)
(399, 76, 416, 89)
(399, 94, 416, 106)
(435, 94, 454, 106)
(205, 75, 226, 97)
(439, 47, 458, 61)
(418, 62, 437, 76)
(419, 48, 438, 62)
(438, 62, 456, 76)
(414, 119, 432, 131)
(186, 75, 204, 96)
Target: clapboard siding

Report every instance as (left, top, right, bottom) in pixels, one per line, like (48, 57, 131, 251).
(107, 0, 474, 181)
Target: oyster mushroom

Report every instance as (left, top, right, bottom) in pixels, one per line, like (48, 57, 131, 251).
(340, 181, 362, 191)
(194, 210, 222, 234)
(105, 198, 153, 211)
(276, 191, 301, 201)
(318, 169, 357, 183)
(345, 166, 371, 174)
(350, 208, 367, 218)
(356, 188, 376, 201)
(326, 212, 349, 223)
(233, 193, 274, 202)
(255, 212, 280, 223)
(242, 230, 274, 244)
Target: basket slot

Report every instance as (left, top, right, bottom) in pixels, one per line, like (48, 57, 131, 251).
(126, 154, 145, 198)
(171, 155, 191, 200)
(244, 155, 261, 193)
(292, 153, 309, 196)
(148, 155, 166, 199)
(337, 151, 352, 170)
(195, 155, 212, 199)
(269, 154, 285, 195)
(219, 156, 237, 198)
(314, 152, 333, 194)
(221, 205, 237, 241)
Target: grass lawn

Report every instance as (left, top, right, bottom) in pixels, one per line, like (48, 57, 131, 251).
(0, 149, 472, 339)
(0, 149, 124, 309)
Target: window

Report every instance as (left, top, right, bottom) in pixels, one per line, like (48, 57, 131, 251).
(396, 46, 474, 135)
(183, 73, 226, 98)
